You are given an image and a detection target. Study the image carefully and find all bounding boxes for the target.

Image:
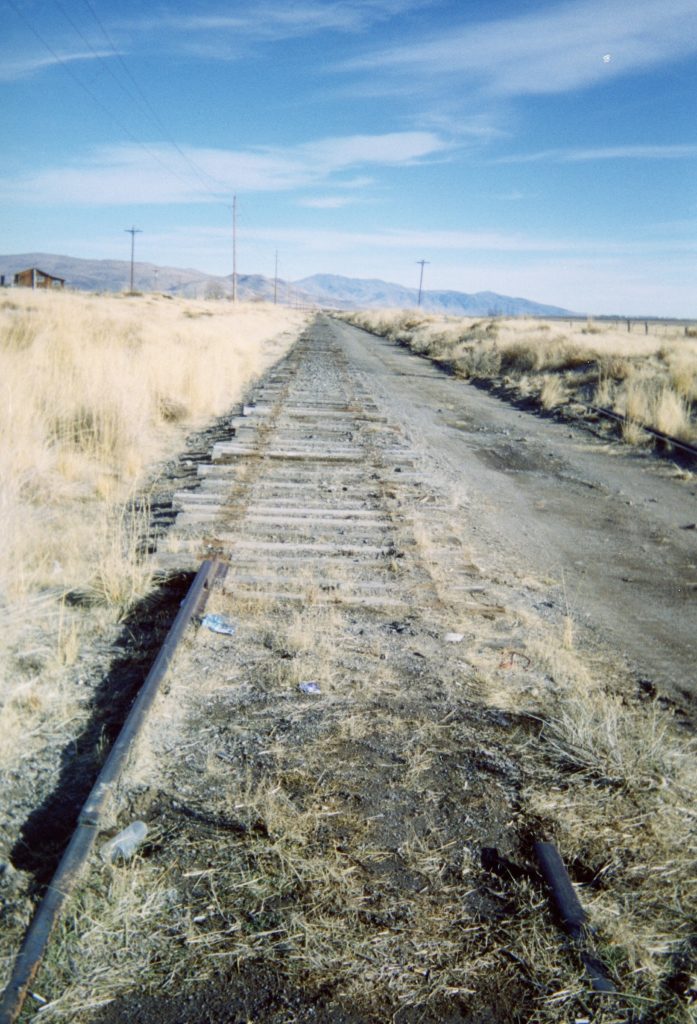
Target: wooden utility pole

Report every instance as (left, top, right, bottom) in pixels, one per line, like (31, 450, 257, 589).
(125, 226, 142, 293)
(416, 259, 429, 306)
(232, 195, 237, 302)
(274, 249, 278, 305)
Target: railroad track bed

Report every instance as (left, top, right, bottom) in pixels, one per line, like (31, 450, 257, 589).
(3, 322, 694, 1023)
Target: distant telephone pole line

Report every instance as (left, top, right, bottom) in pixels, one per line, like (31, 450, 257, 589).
(232, 195, 237, 303)
(416, 259, 429, 306)
(273, 249, 278, 305)
(125, 226, 142, 293)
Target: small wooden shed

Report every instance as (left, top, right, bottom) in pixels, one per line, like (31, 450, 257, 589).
(14, 267, 65, 289)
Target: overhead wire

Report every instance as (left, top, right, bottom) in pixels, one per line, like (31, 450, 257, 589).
(6, 0, 236, 205)
(76, 0, 235, 198)
(6, 0, 289, 284)
(6, 0, 208, 197)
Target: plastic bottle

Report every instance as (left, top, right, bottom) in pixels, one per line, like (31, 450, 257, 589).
(100, 821, 148, 863)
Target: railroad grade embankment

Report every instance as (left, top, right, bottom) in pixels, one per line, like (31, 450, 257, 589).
(2, 316, 694, 1024)
(337, 309, 697, 460)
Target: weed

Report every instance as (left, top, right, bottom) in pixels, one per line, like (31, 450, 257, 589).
(539, 375, 567, 410)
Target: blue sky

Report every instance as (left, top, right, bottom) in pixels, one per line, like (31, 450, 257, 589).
(2, 0, 696, 315)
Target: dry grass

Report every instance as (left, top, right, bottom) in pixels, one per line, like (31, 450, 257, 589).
(0, 289, 307, 768)
(472, 605, 697, 1021)
(342, 310, 697, 447)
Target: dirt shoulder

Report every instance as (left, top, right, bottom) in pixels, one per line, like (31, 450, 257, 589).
(334, 317, 697, 717)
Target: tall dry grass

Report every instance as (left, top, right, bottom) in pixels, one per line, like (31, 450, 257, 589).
(0, 289, 307, 764)
(342, 310, 697, 445)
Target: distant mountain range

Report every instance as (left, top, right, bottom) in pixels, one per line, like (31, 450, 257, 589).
(0, 253, 575, 317)
(293, 273, 574, 317)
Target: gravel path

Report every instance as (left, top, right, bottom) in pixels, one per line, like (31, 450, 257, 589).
(332, 317, 696, 716)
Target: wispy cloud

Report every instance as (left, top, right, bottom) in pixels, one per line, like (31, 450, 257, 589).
(244, 226, 574, 254)
(238, 226, 697, 265)
(145, 223, 697, 262)
(342, 0, 697, 96)
(127, 0, 421, 46)
(0, 49, 115, 82)
(0, 132, 448, 205)
(495, 144, 697, 164)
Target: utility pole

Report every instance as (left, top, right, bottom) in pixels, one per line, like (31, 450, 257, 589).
(273, 249, 278, 305)
(416, 259, 430, 306)
(232, 195, 237, 303)
(125, 226, 142, 293)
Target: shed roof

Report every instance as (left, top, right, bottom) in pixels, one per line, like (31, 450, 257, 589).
(16, 267, 66, 282)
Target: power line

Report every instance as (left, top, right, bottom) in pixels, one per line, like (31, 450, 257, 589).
(7, 0, 204, 194)
(8, 0, 235, 203)
(76, 0, 234, 198)
(8, 0, 269, 283)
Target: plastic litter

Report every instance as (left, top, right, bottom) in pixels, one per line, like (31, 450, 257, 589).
(298, 681, 321, 695)
(100, 821, 148, 864)
(200, 613, 236, 636)
(444, 632, 464, 643)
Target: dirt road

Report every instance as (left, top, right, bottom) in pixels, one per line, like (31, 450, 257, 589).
(332, 316, 696, 715)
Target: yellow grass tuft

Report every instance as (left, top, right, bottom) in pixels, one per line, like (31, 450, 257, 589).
(539, 374, 567, 410)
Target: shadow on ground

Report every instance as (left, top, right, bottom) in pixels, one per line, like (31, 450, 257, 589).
(10, 572, 194, 889)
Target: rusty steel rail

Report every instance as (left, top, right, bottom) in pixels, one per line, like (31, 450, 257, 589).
(534, 841, 616, 996)
(0, 558, 226, 1024)
(584, 404, 697, 460)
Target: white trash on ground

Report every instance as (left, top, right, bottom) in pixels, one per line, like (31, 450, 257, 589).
(298, 681, 321, 695)
(100, 821, 148, 864)
(200, 613, 236, 636)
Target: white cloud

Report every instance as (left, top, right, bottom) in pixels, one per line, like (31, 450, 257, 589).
(210, 224, 696, 262)
(0, 132, 447, 205)
(0, 49, 115, 82)
(488, 190, 529, 202)
(242, 225, 581, 255)
(343, 0, 697, 96)
(128, 0, 421, 46)
(496, 144, 697, 164)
